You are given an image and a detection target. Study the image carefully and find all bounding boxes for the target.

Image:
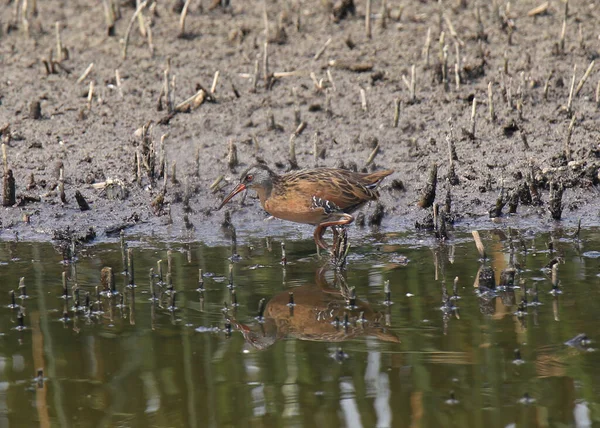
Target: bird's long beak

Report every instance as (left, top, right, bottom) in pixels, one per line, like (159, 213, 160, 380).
(217, 183, 246, 210)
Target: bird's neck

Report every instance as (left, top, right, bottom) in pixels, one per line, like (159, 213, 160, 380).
(255, 178, 276, 206)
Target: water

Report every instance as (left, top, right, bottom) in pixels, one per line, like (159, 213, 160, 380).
(0, 229, 599, 427)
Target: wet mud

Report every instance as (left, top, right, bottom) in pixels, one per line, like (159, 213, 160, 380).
(1, 0, 599, 246)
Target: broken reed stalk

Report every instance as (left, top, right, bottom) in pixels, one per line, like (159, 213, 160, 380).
(2, 145, 16, 207)
(566, 65, 576, 116)
(418, 162, 437, 208)
(559, 17, 566, 54)
(470, 97, 477, 137)
(227, 140, 238, 170)
(471, 230, 486, 259)
(76, 63, 94, 84)
(365, 143, 380, 167)
(360, 87, 367, 111)
(423, 27, 431, 67)
(565, 115, 576, 161)
(488, 82, 496, 121)
(575, 60, 595, 97)
(122, 0, 149, 60)
(288, 134, 298, 169)
(380, 0, 387, 29)
(179, 0, 192, 38)
(115, 69, 123, 98)
(365, 0, 372, 39)
(454, 43, 460, 90)
(393, 98, 401, 128)
(314, 37, 332, 61)
(87, 81, 95, 110)
(543, 70, 554, 100)
(210, 70, 220, 94)
(55, 22, 64, 62)
(549, 181, 564, 220)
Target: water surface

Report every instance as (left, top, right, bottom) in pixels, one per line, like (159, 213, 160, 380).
(1, 229, 599, 427)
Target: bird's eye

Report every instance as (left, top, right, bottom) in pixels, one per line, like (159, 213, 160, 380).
(246, 174, 254, 182)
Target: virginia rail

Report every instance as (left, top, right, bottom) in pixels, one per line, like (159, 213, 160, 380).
(217, 164, 393, 249)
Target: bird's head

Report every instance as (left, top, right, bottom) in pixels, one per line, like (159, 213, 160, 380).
(217, 164, 276, 210)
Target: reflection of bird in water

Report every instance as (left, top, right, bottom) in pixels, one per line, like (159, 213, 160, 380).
(230, 269, 400, 350)
(217, 164, 393, 250)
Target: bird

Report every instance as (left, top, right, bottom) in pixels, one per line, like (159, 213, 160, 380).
(217, 164, 393, 249)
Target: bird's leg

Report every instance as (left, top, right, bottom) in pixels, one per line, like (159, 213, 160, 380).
(313, 224, 330, 250)
(313, 213, 354, 251)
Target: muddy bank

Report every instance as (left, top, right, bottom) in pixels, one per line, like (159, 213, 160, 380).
(1, 0, 599, 246)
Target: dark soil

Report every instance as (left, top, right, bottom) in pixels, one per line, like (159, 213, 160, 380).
(1, 0, 599, 246)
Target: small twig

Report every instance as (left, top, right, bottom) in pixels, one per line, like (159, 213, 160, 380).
(488, 82, 496, 122)
(360, 87, 367, 112)
(121, 0, 149, 60)
(87, 81, 95, 110)
(393, 98, 401, 128)
(575, 60, 595, 97)
(423, 27, 431, 67)
(115, 69, 123, 98)
(566, 64, 576, 116)
(210, 70, 220, 94)
(472, 230, 486, 259)
(543, 70, 554, 100)
(76, 63, 94, 84)
(179, 0, 192, 38)
(314, 37, 332, 61)
(365, 143, 380, 167)
(470, 97, 477, 137)
(365, 0, 372, 39)
(55, 22, 64, 62)
(135, 0, 147, 37)
(565, 115, 576, 161)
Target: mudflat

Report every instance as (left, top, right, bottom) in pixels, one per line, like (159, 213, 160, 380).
(1, 1, 599, 245)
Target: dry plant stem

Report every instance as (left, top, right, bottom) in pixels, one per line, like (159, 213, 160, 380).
(565, 115, 576, 161)
(418, 162, 437, 208)
(488, 82, 496, 121)
(135, 0, 147, 37)
(471, 230, 486, 259)
(543, 70, 554, 100)
(211, 70, 220, 94)
(2, 144, 8, 174)
(380, 0, 387, 29)
(87, 81, 95, 110)
(559, 18, 566, 53)
(122, 0, 149, 60)
(527, 2, 549, 16)
(423, 27, 431, 67)
(326, 69, 336, 91)
(145, 16, 154, 56)
(77, 63, 94, 84)
(263, 41, 269, 84)
(393, 98, 401, 128)
(596, 80, 600, 107)
(288, 134, 297, 169)
(102, 0, 116, 35)
(365, 0, 372, 39)
(55, 22, 63, 62)
(454, 43, 460, 90)
(365, 143, 380, 167)
(179, 0, 192, 37)
(314, 37, 332, 61)
(360, 87, 367, 111)
(470, 97, 477, 137)
(575, 60, 595, 97)
(566, 65, 576, 116)
(115, 69, 123, 98)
